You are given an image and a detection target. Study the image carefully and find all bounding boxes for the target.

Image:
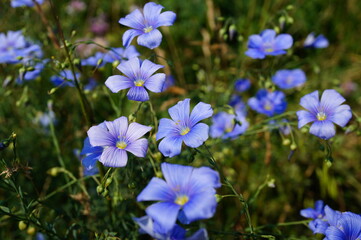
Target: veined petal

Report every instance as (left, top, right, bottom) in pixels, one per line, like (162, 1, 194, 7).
(105, 75, 133, 93)
(127, 86, 149, 101)
(117, 57, 141, 79)
(158, 136, 183, 157)
(144, 73, 166, 93)
(189, 102, 213, 127)
(274, 34, 293, 50)
(87, 125, 114, 147)
(146, 202, 180, 234)
(140, 59, 164, 79)
(155, 11, 176, 28)
(297, 110, 316, 128)
(325, 226, 346, 240)
(300, 90, 319, 113)
(182, 123, 209, 148)
(192, 167, 221, 188)
(168, 98, 190, 122)
(126, 122, 152, 142)
(99, 147, 128, 167)
(309, 120, 336, 140)
(119, 9, 145, 30)
(122, 29, 143, 48)
(105, 117, 128, 138)
(137, 29, 163, 49)
(125, 138, 148, 157)
(161, 162, 193, 189)
(137, 177, 175, 202)
(329, 104, 352, 127)
(143, 2, 164, 25)
(156, 118, 178, 140)
(320, 89, 346, 112)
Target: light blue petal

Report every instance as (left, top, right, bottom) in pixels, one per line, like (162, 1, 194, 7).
(137, 29, 163, 49)
(105, 117, 128, 138)
(122, 29, 143, 48)
(325, 226, 345, 240)
(140, 59, 164, 79)
(161, 162, 193, 189)
(87, 125, 114, 147)
(117, 57, 141, 79)
(137, 177, 175, 202)
(297, 110, 316, 128)
(274, 34, 293, 50)
(309, 120, 335, 140)
(119, 9, 145, 30)
(158, 136, 183, 157)
(261, 29, 276, 42)
(300, 90, 319, 114)
(168, 98, 190, 123)
(127, 86, 149, 101)
(143, 2, 164, 25)
(105, 75, 133, 93)
(144, 73, 166, 93)
(324, 205, 341, 226)
(99, 147, 128, 167)
(192, 167, 221, 188)
(245, 49, 265, 59)
(82, 153, 100, 170)
(146, 202, 180, 234)
(182, 123, 209, 148)
(320, 89, 346, 112)
(189, 102, 213, 127)
(314, 35, 329, 48)
(248, 35, 263, 48)
(126, 122, 152, 142)
(156, 118, 178, 140)
(125, 138, 148, 157)
(155, 11, 177, 28)
(329, 104, 352, 127)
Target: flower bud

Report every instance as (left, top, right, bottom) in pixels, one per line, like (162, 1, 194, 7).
(18, 221, 27, 231)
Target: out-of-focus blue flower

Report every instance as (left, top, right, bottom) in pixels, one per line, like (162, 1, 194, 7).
(324, 212, 361, 240)
(16, 61, 46, 84)
(119, 2, 176, 49)
(234, 78, 251, 92)
(81, 52, 106, 67)
(210, 111, 249, 139)
(245, 29, 293, 59)
(0, 31, 42, 64)
(137, 162, 220, 233)
(80, 137, 102, 176)
(84, 78, 97, 91)
(304, 33, 329, 48)
(229, 95, 247, 116)
(297, 89, 352, 140)
(248, 89, 287, 117)
(11, 0, 44, 8)
(156, 99, 213, 157)
(300, 200, 329, 234)
(269, 119, 291, 135)
(162, 75, 175, 91)
(272, 69, 306, 89)
(50, 70, 78, 87)
(103, 46, 140, 64)
(87, 116, 151, 167)
(134, 215, 208, 240)
(105, 57, 166, 101)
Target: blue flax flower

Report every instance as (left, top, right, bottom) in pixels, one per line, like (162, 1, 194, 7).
(119, 2, 176, 49)
(210, 111, 249, 139)
(304, 33, 329, 48)
(137, 162, 220, 233)
(11, 0, 44, 8)
(50, 70, 79, 87)
(87, 116, 152, 167)
(106, 57, 165, 101)
(300, 200, 329, 234)
(245, 29, 293, 59)
(80, 137, 102, 176)
(81, 52, 106, 67)
(229, 95, 247, 116)
(248, 89, 287, 117)
(272, 69, 306, 89)
(103, 46, 140, 63)
(324, 212, 361, 240)
(297, 89, 352, 140)
(134, 215, 208, 240)
(234, 78, 251, 92)
(156, 99, 213, 157)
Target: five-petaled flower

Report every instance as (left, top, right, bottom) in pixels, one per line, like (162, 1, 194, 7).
(87, 116, 152, 167)
(137, 162, 220, 234)
(297, 89, 352, 140)
(105, 57, 166, 102)
(119, 2, 176, 49)
(245, 29, 293, 59)
(248, 89, 287, 117)
(156, 98, 213, 157)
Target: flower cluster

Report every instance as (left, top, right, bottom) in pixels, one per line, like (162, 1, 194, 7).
(210, 111, 249, 139)
(248, 89, 287, 117)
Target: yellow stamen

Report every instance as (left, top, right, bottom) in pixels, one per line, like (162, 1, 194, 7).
(116, 141, 127, 149)
(143, 26, 153, 33)
(175, 195, 189, 206)
(264, 102, 273, 110)
(134, 79, 145, 87)
(265, 47, 273, 52)
(317, 112, 327, 121)
(180, 127, 190, 135)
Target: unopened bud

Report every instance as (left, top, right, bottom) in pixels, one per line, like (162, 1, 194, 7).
(18, 221, 27, 231)
(112, 60, 120, 68)
(282, 139, 291, 146)
(96, 186, 103, 194)
(290, 143, 297, 150)
(27, 226, 36, 235)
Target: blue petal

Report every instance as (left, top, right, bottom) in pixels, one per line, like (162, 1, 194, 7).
(119, 9, 145, 30)
(182, 123, 209, 148)
(168, 98, 190, 123)
(155, 11, 177, 28)
(87, 125, 114, 147)
(81, 137, 93, 155)
(297, 110, 316, 128)
(122, 29, 143, 48)
(300, 90, 319, 114)
(144, 73, 166, 93)
(127, 86, 149, 101)
(156, 118, 178, 140)
(161, 162, 193, 189)
(137, 177, 175, 202)
(137, 29, 163, 49)
(143, 2, 164, 26)
(274, 34, 293, 50)
(125, 138, 148, 157)
(300, 207, 318, 219)
(158, 136, 183, 157)
(105, 75, 133, 93)
(133, 216, 155, 236)
(309, 120, 336, 140)
(261, 29, 276, 42)
(126, 122, 152, 142)
(245, 49, 265, 59)
(325, 226, 345, 240)
(248, 35, 263, 48)
(146, 202, 180, 234)
(104, 117, 128, 138)
(314, 35, 329, 48)
(309, 219, 329, 234)
(320, 89, 346, 112)
(330, 105, 352, 127)
(117, 57, 141, 79)
(82, 152, 101, 170)
(192, 166, 221, 188)
(140, 59, 164, 79)
(99, 147, 128, 167)
(338, 212, 361, 239)
(324, 205, 341, 226)
(189, 102, 213, 127)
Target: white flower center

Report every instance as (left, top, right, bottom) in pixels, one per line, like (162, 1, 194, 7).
(180, 127, 190, 136)
(134, 79, 145, 87)
(143, 26, 153, 33)
(116, 141, 127, 149)
(175, 195, 189, 206)
(317, 112, 327, 121)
